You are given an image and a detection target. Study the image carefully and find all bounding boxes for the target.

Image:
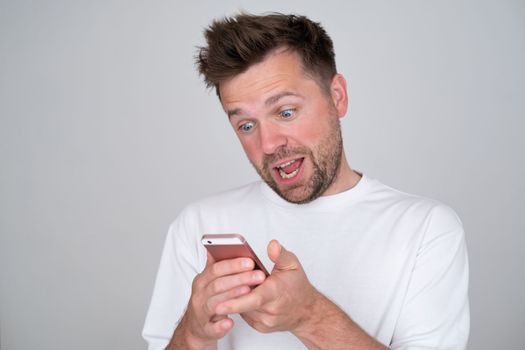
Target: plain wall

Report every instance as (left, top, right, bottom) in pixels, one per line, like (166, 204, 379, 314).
(1, 0, 524, 349)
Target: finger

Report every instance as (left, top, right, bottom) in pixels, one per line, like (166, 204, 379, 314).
(240, 309, 265, 324)
(209, 270, 266, 295)
(204, 271, 265, 317)
(203, 316, 234, 339)
(205, 284, 252, 316)
(210, 314, 227, 322)
(240, 310, 277, 333)
(215, 283, 275, 315)
(199, 257, 255, 286)
(206, 251, 216, 267)
(267, 240, 299, 271)
(193, 258, 252, 297)
(239, 311, 261, 330)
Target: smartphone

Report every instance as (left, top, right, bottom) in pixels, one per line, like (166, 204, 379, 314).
(201, 233, 269, 276)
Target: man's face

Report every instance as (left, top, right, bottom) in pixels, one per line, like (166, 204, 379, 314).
(219, 49, 348, 204)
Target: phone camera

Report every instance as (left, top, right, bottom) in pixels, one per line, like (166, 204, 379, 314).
(207, 240, 212, 244)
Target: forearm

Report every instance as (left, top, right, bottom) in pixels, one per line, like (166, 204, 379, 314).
(165, 312, 217, 350)
(292, 292, 388, 350)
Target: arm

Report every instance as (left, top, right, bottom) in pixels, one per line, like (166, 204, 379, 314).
(215, 240, 388, 350)
(165, 253, 266, 350)
(142, 208, 268, 350)
(292, 291, 388, 350)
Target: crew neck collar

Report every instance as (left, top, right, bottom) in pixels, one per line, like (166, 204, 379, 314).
(259, 173, 372, 211)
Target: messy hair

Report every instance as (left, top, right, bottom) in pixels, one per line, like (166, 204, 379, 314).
(196, 12, 337, 97)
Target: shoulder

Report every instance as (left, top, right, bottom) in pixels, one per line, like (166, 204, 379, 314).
(183, 181, 262, 214)
(168, 181, 263, 230)
(364, 176, 463, 232)
(164, 181, 264, 251)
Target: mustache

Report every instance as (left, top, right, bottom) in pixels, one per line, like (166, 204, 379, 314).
(262, 146, 309, 168)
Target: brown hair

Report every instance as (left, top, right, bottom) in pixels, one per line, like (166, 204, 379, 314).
(196, 12, 337, 97)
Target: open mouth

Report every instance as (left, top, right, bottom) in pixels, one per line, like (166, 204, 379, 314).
(274, 158, 304, 181)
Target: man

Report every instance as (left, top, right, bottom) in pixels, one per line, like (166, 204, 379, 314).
(143, 13, 469, 350)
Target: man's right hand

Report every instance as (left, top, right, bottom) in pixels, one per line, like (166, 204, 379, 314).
(167, 253, 267, 350)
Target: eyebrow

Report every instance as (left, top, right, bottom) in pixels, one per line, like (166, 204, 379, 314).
(226, 91, 303, 119)
(226, 107, 243, 119)
(265, 91, 302, 107)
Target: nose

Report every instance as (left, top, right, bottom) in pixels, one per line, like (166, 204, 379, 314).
(259, 123, 287, 155)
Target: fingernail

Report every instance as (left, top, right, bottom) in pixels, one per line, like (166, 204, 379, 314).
(253, 271, 264, 282)
(242, 259, 253, 268)
(221, 320, 230, 330)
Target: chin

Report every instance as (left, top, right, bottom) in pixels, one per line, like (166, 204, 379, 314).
(278, 186, 318, 204)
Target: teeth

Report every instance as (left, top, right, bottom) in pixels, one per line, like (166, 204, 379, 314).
(277, 159, 296, 169)
(279, 167, 300, 179)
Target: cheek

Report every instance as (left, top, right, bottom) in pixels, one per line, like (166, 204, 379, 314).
(287, 121, 328, 148)
(287, 105, 335, 145)
(239, 138, 262, 164)
(299, 127, 323, 143)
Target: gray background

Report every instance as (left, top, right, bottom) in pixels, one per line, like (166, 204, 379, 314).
(0, 0, 523, 349)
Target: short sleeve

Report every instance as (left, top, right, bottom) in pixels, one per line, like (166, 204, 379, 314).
(142, 206, 205, 350)
(391, 205, 470, 349)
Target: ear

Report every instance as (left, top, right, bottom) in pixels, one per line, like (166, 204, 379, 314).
(329, 74, 349, 118)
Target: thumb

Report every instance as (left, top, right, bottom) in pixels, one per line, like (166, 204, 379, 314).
(267, 240, 299, 271)
(206, 251, 216, 267)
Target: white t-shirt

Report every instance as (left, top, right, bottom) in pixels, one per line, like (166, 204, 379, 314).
(143, 175, 469, 349)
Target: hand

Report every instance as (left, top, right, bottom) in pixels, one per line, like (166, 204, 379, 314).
(171, 253, 267, 349)
(209, 241, 388, 350)
(214, 240, 319, 334)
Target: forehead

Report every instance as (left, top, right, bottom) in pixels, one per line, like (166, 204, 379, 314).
(219, 49, 316, 107)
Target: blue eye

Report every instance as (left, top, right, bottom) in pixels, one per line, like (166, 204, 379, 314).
(239, 121, 254, 133)
(279, 109, 295, 119)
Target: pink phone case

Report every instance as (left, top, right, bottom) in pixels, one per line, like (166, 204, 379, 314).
(201, 234, 270, 276)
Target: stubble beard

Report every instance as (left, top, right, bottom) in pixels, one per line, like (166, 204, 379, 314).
(252, 119, 343, 204)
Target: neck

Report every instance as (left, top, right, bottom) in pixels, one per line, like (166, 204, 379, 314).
(323, 151, 361, 196)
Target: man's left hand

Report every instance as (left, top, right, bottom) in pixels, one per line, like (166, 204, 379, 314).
(214, 239, 318, 333)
